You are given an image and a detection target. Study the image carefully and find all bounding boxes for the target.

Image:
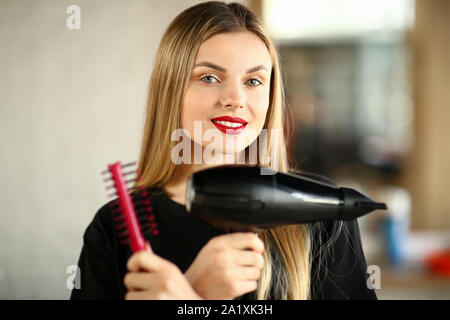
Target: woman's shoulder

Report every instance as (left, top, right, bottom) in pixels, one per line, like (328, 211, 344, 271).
(83, 200, 114, 240)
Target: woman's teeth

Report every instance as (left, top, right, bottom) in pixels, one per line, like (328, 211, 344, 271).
(212, 120, 245, 128)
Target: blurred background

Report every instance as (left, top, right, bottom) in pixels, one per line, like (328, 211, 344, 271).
(0, 0, 449, 299)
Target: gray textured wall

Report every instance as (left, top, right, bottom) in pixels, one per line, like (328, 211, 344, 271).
(0, 0, 246, 299)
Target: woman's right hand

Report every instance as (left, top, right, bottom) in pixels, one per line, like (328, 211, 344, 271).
(184, 232, 265, 300)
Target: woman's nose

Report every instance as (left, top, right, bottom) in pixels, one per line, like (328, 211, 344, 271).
(219, 81, 245, 109)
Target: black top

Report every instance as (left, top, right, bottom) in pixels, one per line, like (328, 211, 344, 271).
(70, 183, 377, 300)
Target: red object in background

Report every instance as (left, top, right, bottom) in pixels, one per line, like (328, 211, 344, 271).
(425, 249, 450, 277)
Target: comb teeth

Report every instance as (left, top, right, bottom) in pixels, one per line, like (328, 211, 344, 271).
(115, 222, 128, 230)
(102, 161, 139, 198)
(118, 230, 129, 238)
(122, 161, 137, 169)
(113, 215, 123, 223)
(134, 191, 159, 238)
(101, 162, 137, 177)
(101, 161, 137, 174)
(102, 162, 158, 251)
(104, 177, 136, 190)
(111, 200, 159, 240)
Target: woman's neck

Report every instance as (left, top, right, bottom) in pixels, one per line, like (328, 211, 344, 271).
(163, 163, 214, 206)
(163, 149, 247, 206)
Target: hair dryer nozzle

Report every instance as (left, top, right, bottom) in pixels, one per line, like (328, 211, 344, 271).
(339, 187, 388, 220)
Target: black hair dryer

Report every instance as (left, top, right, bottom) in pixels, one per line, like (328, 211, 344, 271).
(185, 165, 387, 232)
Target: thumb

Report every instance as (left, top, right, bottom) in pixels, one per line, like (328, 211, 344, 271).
(127, 242, 153, 272)
(127, 242, 169, 273)
(145, 241, 153, 254)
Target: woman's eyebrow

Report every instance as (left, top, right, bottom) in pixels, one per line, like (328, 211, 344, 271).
(194, 61, 268, 73)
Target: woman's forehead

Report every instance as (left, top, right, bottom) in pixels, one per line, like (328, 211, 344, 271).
(194, 32, 272, 71)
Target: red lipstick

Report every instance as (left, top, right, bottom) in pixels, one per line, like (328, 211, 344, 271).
(211, 116, 248, 135)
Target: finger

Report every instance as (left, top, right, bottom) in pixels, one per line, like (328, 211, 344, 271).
(125, 291, 146, 300)
(232, 250, 264, 268)
(125, 290, 160, 300)
(124, 272, 158, 291)
(234, 280, 258, 296)
(127, 249, 172, 273)
(217, 232, 264, 253)
(235, 266, 262, 281)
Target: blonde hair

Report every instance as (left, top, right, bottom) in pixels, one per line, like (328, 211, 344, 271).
(133, 1, 311, 300)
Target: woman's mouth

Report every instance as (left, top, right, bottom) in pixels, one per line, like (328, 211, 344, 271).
(211, 119, 247, 135)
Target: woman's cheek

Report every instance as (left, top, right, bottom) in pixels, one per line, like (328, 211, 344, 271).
(253, 98, 270, 129)
(181, 93, 213, 144)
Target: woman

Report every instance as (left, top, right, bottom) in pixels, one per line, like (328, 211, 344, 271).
(71, 1, 376, 300)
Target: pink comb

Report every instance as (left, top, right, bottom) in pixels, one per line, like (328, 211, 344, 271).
(102, 161, 148, 253)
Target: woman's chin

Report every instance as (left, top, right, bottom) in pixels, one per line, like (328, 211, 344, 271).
(201, 146, 248, 164)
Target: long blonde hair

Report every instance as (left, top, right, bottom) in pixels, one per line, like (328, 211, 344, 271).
(133, 1, 311, 300)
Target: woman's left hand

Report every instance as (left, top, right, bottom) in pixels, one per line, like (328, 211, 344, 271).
(124, 243, 203, 300)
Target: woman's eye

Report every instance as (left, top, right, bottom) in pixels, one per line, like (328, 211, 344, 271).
(200, 75, 262, 86)
(247, 78, 262, 86)
(201, 75, 218, 84)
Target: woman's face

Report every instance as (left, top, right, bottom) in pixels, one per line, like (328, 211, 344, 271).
(181, 31, 272, 163)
